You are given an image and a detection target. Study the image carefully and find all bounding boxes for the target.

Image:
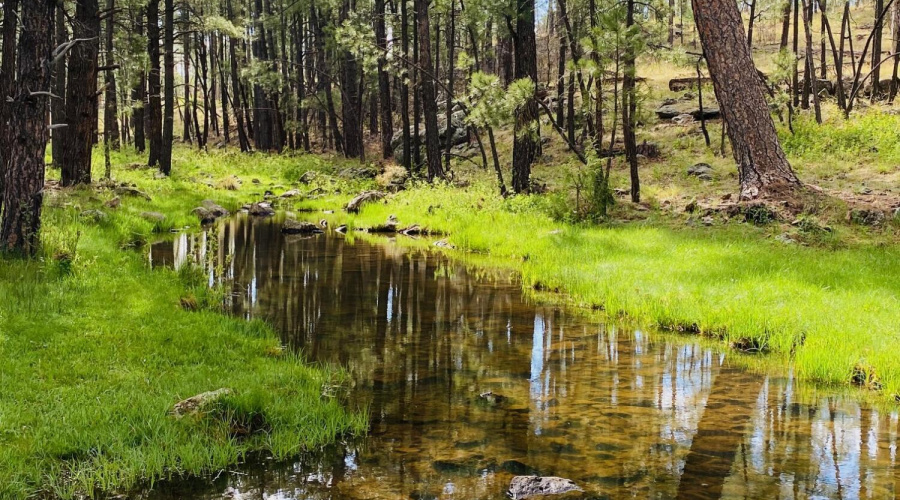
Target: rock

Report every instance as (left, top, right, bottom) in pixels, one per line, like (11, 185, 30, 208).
(399, 224, 429, 236)
(335, 224, 348, 233)
(140, 211, 166, 222)
(508, 476, 582, 499)
(319, 219, 328, 228)
(170, 388, 232, 417)
(775, 233, 797, 245)
(369, 215, 399, 233)
(248, 202, 275, 217)
(848, 208, 886, 226)
(656, 102, 720, 120)
(662, 98, 679, 106)
(434, 238, 456, 250)
(298, 171, 317, 184)
(114, 186, 152, 200)
(192, 207, 216, 224)
(201, 200, 229, 219)
(687, 163, 713, 180)
(80, 209, 108, 222)
(153, 171, 167, 180)
(701, 215, 714, 226)
(282, 219, 323, 235)
(672, 113, 695, 125)
(280, 189, 301, 198)
(105, 197, 121, 209)
(337, 165, 380, 179)
(251, 178, 261, 184)
(345, 190, 386, 213)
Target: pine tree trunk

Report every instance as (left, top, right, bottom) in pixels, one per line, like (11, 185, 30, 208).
(61, 0, 101, 186)
(511, 0, 538, 193)
(692, 0, 801, 200)
(623, 0, 640, 202)
(873, 0, 885, 97)
(160, 0, 174, 174)
(183, 8, 192, 143)
(0, 0, 20, 218)
(417, 0, 444, 180)
(340, 0, 363, 158)
(227, 0, 250, 151)
(104, 0, 120, 151)
(400, 0, 412, 170)
(131, 7, 146, 153)
(780, 0, 791, 49)
(375, 0, 394, 159)
(1, 0, 53, 255)
(147, 0, 163, 166)
(51, 3, 67, 167)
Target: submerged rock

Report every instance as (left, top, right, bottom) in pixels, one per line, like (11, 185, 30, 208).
(345, 190, 386, 213)
(171, 388, 232, 417)
(282, 219, 323, 235)
(434, 238, 456, 250)
(478, 391, 508, 406)
(508, 476, 582, 499)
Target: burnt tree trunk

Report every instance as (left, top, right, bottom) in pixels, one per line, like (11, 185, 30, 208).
(0, 0, 19, 217)
(780, 0, 791, 49)
(1, 0, 54, 255)
(104, 0, 120, 151)
(147, 0, 163, 166)
(511, 0, 539, 193)
(61, 0, 101, 186)
(416, 0, 444, 180)
(693, 0, 801, 199)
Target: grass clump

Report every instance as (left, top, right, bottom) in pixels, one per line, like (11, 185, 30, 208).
(0, 147, 368, 498)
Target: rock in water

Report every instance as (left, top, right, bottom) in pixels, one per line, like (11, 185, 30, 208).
(171, 388, 232, 417)
(201, 200, 229, 218)
(282, 219, 323, 235)
(248, 202, 275, 217)
(345, 190, 386, 213)
(508, 476, 582, 499)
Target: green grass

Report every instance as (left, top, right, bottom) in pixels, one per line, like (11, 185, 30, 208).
(0, 148, 369, 498)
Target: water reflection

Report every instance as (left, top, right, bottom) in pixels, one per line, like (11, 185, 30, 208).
(146, 214, 900, 499)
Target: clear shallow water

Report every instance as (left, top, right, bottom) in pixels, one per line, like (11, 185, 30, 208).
(146, 214, 900, 499)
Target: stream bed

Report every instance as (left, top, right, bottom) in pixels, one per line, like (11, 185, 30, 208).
(146, 213, 900, 499)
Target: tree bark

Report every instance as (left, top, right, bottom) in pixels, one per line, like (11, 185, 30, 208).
(160, 0, 174, 174)
(182, 7, 192, 143)
(61, 0, 101, 186)
(693, 0, 801, 200)
(147, 0, 163, 167)
(511, 0, 539, 193)
(104, 0, 120, 151)
(340, 0, 363, 158)
(780, 0, 791, 49)
(227, 0, 250, 151)
(0, 0, 20, 216)
(131, 7, 146, 152)
(623, 0, 640, 202)
(400, 0, 412, 170)
(51, 3, 67, 167)
(1, 0, 54, 255)
(375, 0, 393, 158)
(417, 0, 444, 180)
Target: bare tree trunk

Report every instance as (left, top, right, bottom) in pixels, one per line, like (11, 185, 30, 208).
(511, 0, 538, 193)
(147, 0, 163, 166)
(623, 0, 640, 202)
(873, 0, 885, 98)
(801, 0, 822, 123)
(417, 0, 444, 180)
(160, 0, 174, 174)
(443, 0, 457, 173)
(61, 0, 101, 186)
(556, 0, 567, 127)
(693, 0, 802, 200)
(747, 0, 757, 49)
(131, 7, 146, 153)
(1, 0, 53, 255)
(103, 0, 120, 151)
(51, 3, 66, 167)
(227, 0, 250, 151)
(400, 0, 412, 169)
(780, 0, 792, 49)
(0, 0, 20, 218)
(340, 0, 363, 158)
(375, 0, 393, 159)
(183, 7, 192, 143)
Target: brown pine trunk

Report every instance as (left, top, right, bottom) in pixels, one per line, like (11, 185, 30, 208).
(511, 0, 538, 193)
(693, 0, 801, 200)
(623, 0, 640, 202)
(227, 0, 250, 151)
(375, 0, 393, 159)
(51, 3, 66, 167)
(60, 0, 100, 186)
(104, 0, 120, 151)
(780, 0, 791, 49)
(400, 0, 412, 169)
(183, 8, 192, 143)
(147, 0, 163, 166)
(417, 0, 444, 180)
(131, 7, 146, 152)
(340, 0, 363, 158)
(873, 0, 885, 98)
(1, 0, 54, 255)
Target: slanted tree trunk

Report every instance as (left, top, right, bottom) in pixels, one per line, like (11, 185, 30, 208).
(416, 0, 444, 180)
(147, 0, 163, 166)
(60, 0, 101, 186)
(693, 0, 802, 200)
(51, 3, 67, 167)
(511, 0, 539, 193)
(132, 7, 147, 152)
(104, 0, 120, 151)
(1, 0, 54, 255)
(160, 0, 174, 174)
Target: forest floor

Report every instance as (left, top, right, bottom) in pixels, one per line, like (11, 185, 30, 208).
(0, 151, 368, 498)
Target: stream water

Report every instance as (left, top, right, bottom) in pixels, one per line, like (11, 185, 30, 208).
(146, 213, 900, 499)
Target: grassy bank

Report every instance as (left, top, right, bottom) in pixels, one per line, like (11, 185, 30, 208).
(0, 149, 368, 498)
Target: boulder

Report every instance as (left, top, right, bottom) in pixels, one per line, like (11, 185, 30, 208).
(299, 171, 317, 184)
(657, 102, 720, 120)
(192, 207, 216, 224)
(248, 202, 276, 217)
(345, 190, 386, 213)
(280, 189, 301, 199)
(687, 163, 713, 181)
(848, 208, 886, 226)
(201, 200, 229, 218)
(170, 388, 232, 417)
(140, 211, 166, 223)
(114, 186, 152, 200)
(337, 165, 380, 179)
(369, 215, 399, 233)
(282, 219, 323, 235)
(508, 476, 582, 499)
(376, 164, 409, 191)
